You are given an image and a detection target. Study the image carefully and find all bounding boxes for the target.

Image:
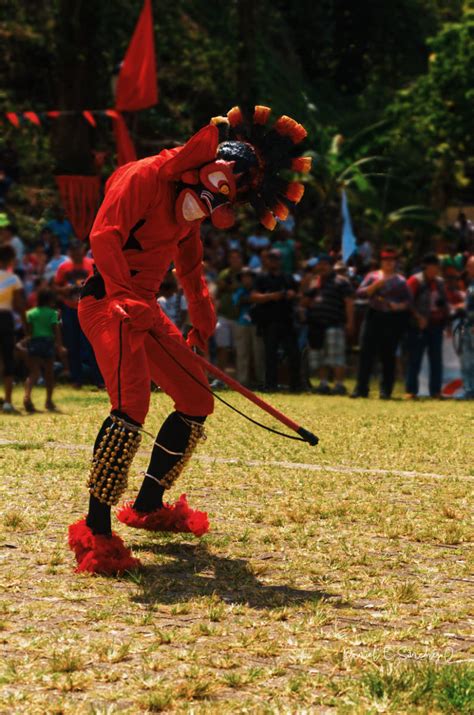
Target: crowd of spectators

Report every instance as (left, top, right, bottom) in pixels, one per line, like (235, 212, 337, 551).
(0, 209, 103, 413)
(199, 224, 474, 401)
(0, 201, 473, 413)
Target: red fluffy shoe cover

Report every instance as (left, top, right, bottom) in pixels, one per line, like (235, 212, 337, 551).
(68, 518, 141, 575)
(117, 493, 210, 537)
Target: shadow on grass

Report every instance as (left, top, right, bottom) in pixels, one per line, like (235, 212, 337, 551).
(130, 541, 343, 610)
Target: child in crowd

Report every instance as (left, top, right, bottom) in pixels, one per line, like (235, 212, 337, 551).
(23, 288, 65, 412)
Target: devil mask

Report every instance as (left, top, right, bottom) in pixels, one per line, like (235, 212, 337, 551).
(175, 160, 237, 229)
(175, 140, 259, 229)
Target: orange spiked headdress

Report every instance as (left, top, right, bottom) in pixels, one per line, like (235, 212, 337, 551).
(213, 105, 312, 230)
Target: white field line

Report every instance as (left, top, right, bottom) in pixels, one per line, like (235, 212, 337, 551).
(1, 438, 473, 481)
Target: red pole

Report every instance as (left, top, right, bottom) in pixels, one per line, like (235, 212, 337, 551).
(111, 304, 318, 445)
(149, 330, 318, 446)
(191, 346, 302, 430)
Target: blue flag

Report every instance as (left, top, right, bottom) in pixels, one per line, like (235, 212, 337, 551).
(341, 189, 356, 263)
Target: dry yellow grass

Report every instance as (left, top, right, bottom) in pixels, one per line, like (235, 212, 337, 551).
(0, 384, 473, 713)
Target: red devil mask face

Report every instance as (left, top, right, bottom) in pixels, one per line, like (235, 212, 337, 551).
(175, 160, 237, 229)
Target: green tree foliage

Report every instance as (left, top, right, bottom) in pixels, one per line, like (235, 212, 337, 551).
(379, 8, 474, 210)
(0, 0, 471, 246)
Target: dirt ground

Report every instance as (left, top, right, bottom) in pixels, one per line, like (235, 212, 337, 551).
(0, 386, 473, 713)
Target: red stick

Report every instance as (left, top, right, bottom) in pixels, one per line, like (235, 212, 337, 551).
(150, 330, 318, 446)
(111, 304, 318, 445)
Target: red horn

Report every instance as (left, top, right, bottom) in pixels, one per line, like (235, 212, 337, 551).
(253, 105, 272, 125)
(291, 156, 312, 173)
(285, 182, 305, 204)
(227, 106, 244, 127)
(260, 209, 277, 231)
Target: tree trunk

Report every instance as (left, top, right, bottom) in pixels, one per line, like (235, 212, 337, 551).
(53, 0, 101, 174)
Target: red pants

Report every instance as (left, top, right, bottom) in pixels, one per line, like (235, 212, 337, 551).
(79, 296, 214, 424)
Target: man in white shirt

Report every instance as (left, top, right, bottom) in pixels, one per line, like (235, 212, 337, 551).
(0, 244, 25, 412)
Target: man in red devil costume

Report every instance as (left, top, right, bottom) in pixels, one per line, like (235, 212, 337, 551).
(68, 106, 311, 575)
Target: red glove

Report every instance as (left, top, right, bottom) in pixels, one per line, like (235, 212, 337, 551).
(109, 297, 154, 331)
(187, 297, 216, 351)
(186, 327, 208, 352)
(110, 297, 154, 352)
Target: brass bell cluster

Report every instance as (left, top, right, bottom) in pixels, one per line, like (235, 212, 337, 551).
(87, 415, 142, 505)
(158, 421, 206, 490)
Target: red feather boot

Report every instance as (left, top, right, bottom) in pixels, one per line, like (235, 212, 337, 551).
(117, 493, 210, 537)
(68, 518, 141, 575)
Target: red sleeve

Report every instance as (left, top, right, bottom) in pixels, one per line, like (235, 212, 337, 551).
(90, 162, 158, 299)
(173, 225, 209, 305)
(54, 260, 71, 286)
(407, 275, 420, 298)
(174, 225, 216, 340)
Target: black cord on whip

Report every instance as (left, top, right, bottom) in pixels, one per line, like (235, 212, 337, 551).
(150, 333, 307, 442)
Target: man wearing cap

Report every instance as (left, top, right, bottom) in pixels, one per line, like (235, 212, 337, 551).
(405, 253, 449, 398)
(251, 248, 301, 391)
(352, 248, 411, 399)
(304, 254, 354, 395)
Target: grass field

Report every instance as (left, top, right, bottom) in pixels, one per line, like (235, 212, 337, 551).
(1, 384, 473, 714)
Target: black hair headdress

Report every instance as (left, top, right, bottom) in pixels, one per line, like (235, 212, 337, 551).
(212, 105, 312, 230)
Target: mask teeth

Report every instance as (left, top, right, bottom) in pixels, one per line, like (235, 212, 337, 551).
(260, 209, 277, 231)
(227, 106, 244, 127)
(273, 200, 290, 221)
(285, 182, 305, 204)
(291, 156, 312, 173)
(274, 115, 308, 144)
(253, 105, 272, 125)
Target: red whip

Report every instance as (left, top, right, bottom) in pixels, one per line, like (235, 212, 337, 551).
(113, 304, 318, 446)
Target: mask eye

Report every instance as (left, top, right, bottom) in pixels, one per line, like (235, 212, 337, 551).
(206, 170, 228, 189)
(199, 162, 237, 199)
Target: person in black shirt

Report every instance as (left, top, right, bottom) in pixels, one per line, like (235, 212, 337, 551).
(250, 249, 301, 391)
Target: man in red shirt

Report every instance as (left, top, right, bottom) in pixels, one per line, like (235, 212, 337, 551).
(405, 253, 449, 398)
(68, 106, 311, 575)
(54, 240, 101, 388)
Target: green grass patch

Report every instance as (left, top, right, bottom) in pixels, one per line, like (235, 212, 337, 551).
(0, 384, 472, 712)
(361, 663, 474, 713)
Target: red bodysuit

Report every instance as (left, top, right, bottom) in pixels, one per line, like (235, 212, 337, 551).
(79, 125, 220, 424)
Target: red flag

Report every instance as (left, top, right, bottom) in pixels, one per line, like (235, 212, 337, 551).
(6, 112, 20, 128)
(105, 110, 137, 165)
(82, 110, 97, 127)
(115, 0, 158, 111)
(112, 114, 138, 166)
(24, 111, 41, 126)
(55, 175, 101, 241)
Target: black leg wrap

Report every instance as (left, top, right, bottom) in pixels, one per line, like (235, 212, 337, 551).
(86, 494, 112, 536)
(87, 416, 115, 535)
(133, 412, 206, 513)
(86, 413, 142, 507)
